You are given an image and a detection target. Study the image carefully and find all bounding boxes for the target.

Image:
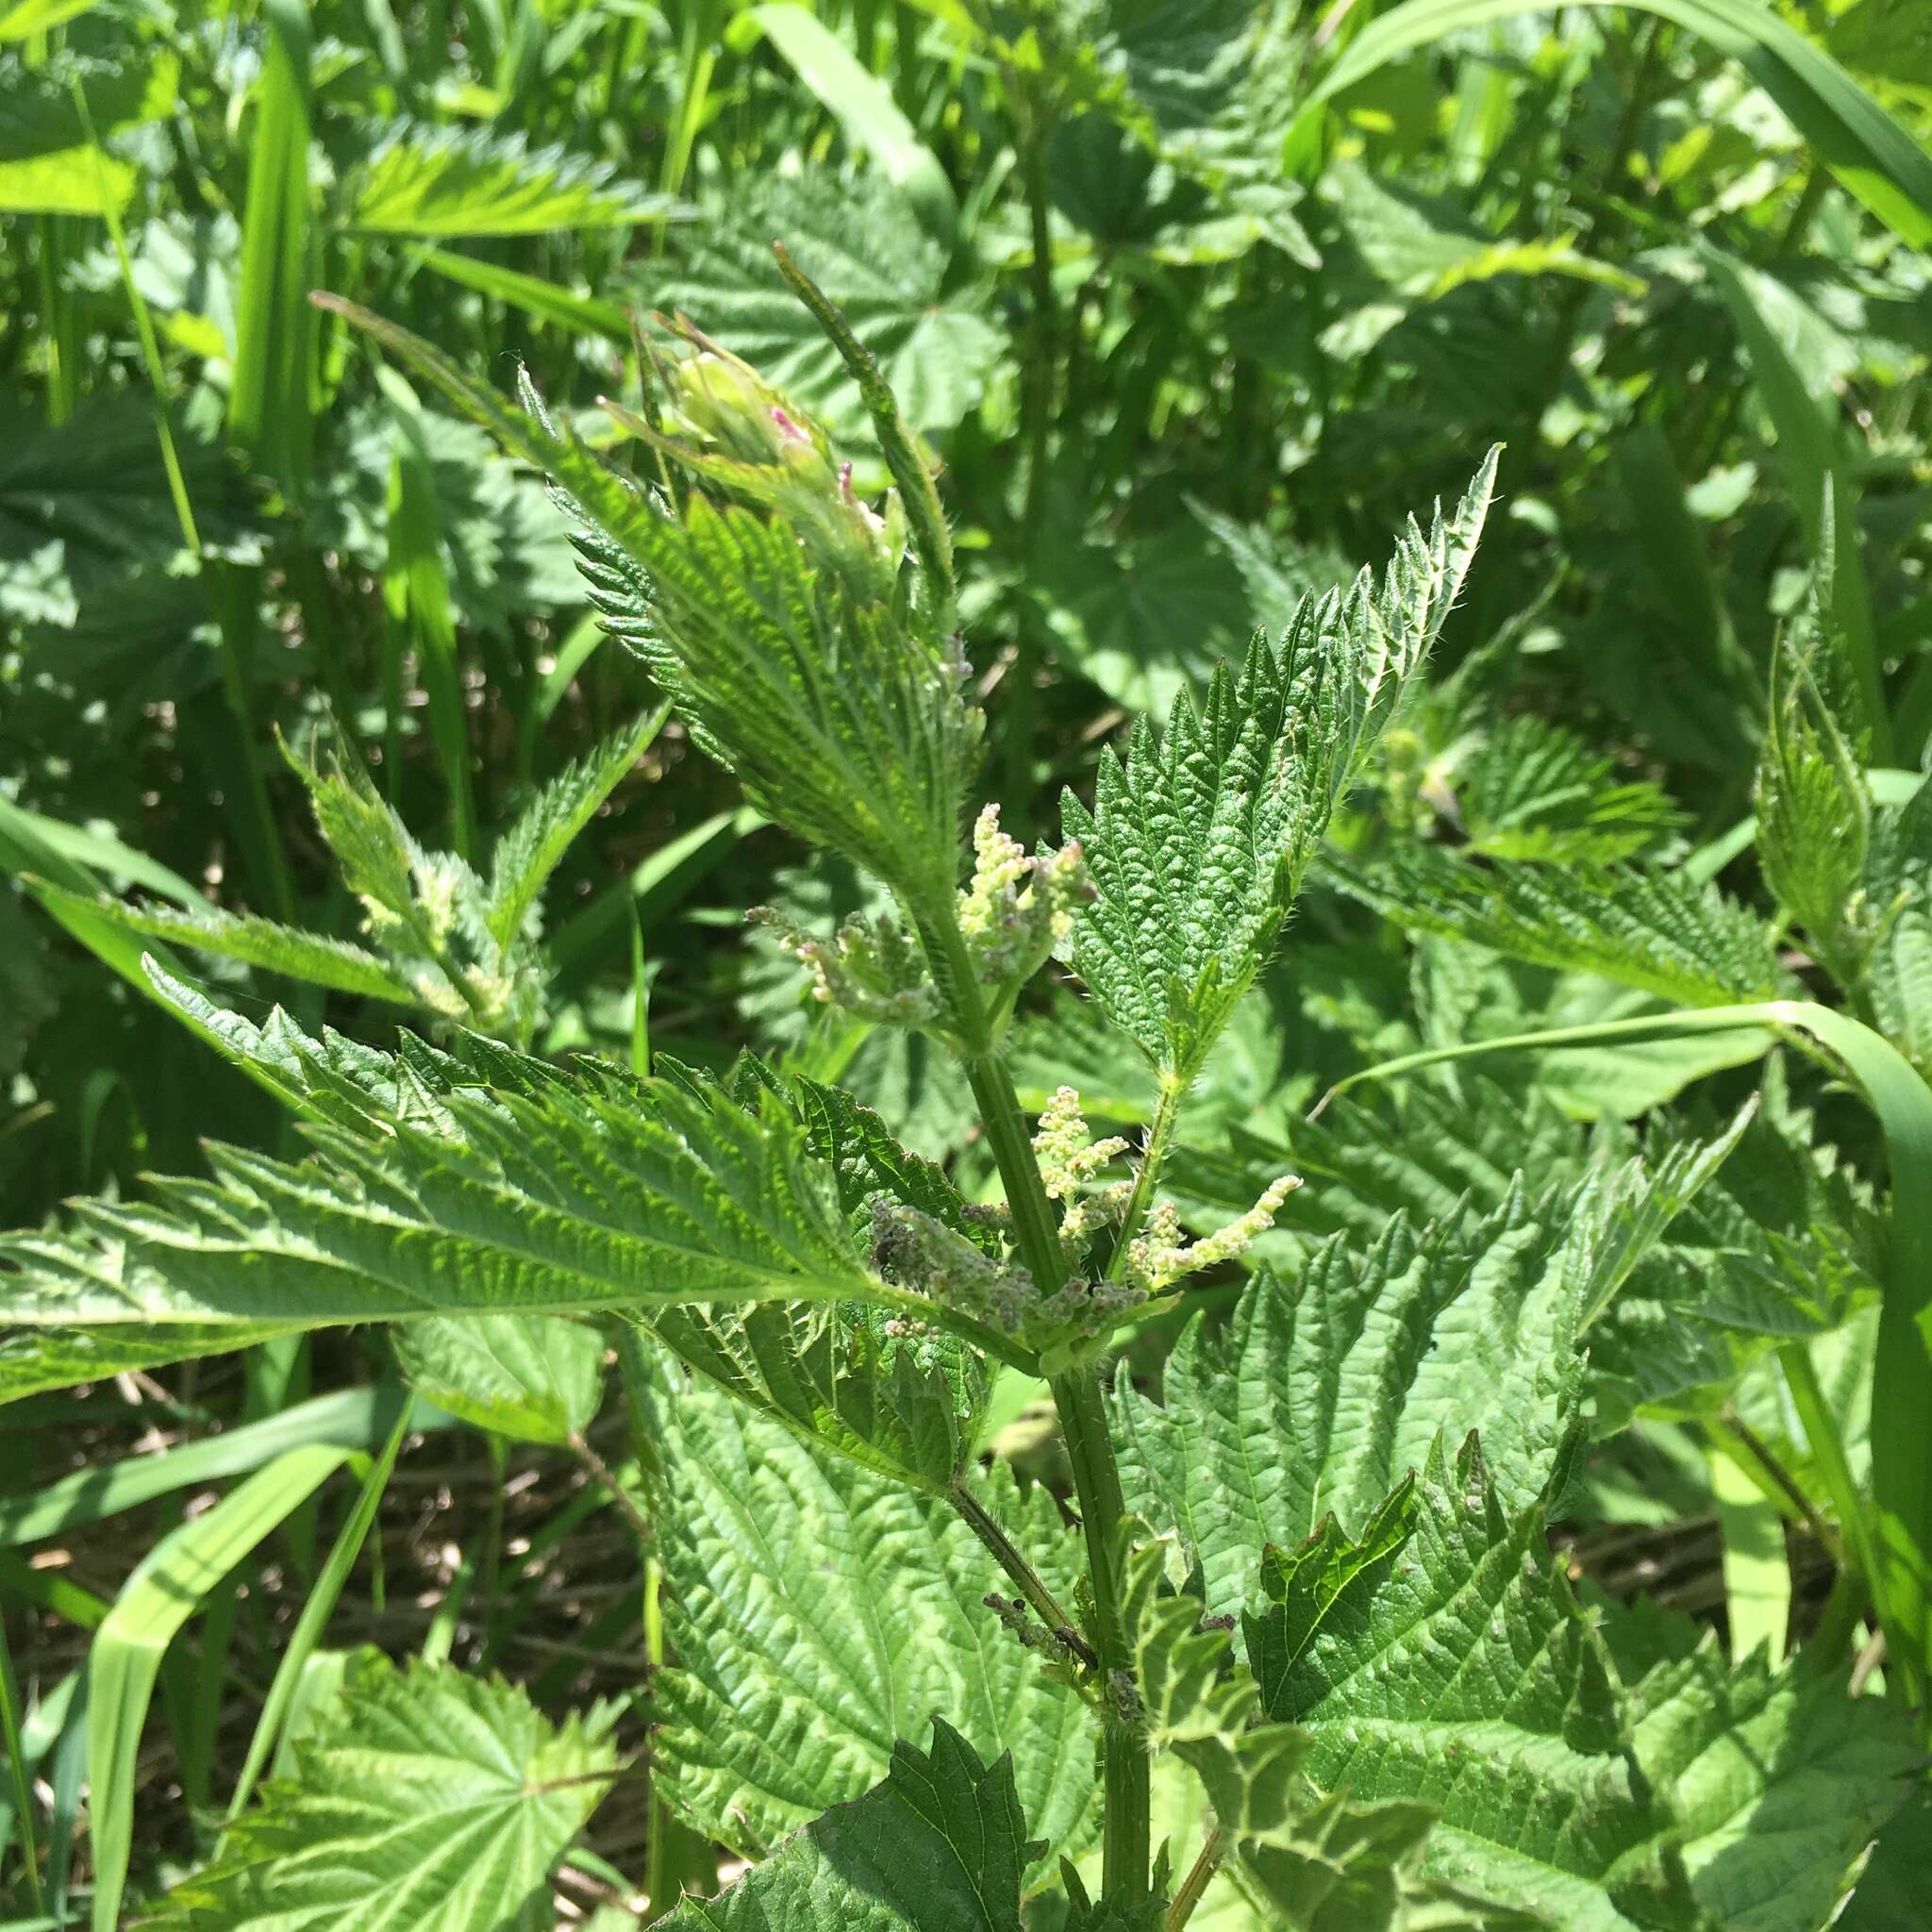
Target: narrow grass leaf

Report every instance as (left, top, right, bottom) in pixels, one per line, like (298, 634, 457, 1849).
(86, 1443, 353, 1932)
(225, 1411, 409, 1820)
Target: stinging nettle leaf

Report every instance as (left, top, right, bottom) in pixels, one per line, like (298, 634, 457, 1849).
(637, 1359, 1100, 1883)
(1622, 1625, 1919, 1932)
(1112, 1509, 1547, 1932)
(484, 706, 665, 949)
(391, 1312, 605, 1447)
(1113, 1184, 1587, 1627)
(338, 118, 675, 237)
(1329, 846, 1788, 1008)
(655, 1719, 1037, 1931)
(142, 1653, 617, 1932)
(1248, 1438, 1698, 1932)
(312, 296, 980, 915)
(643, 1298, 988, 1494)
(29, 886, 420, 1007)
(1454, 715, 1684, 867)
(1062, 452, 1498, 1083)
(0, 1009, 905, 1351)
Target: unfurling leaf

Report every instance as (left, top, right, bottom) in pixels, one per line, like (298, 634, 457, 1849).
(312, 295, 981, 918)
(1063, 453, 1498, 1084)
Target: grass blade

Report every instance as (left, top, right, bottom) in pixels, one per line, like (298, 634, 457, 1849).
(225, 1409, 409, 1820)
(0, 1384, 441, 1547)
(0, 1612, 45, 1912)
(376, 365, 477, 858)
(731, 5, 957, 242)
(1710, 1440, 1792, 1664)
(1701, 247, 1888, 759)
(414, 245, 630, 341)
(228, 0, 316, 494)
(86, 1443, 353, 1931)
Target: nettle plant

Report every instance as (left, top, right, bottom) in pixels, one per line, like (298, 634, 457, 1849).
(4, 273, 1926, 1932)
(41, 712, 664, 1050)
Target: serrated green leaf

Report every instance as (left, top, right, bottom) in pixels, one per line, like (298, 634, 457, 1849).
(0, 1010, 907, 1353)
(792, 1071, 1001, 1255)
(569, 475, 976, 910)
(1755, 636, 1874, 989)
(1114, 1510, 1543, 1932)
(1177, 1072, 1584, 1262)
(484, 706, 665, 949)
(0, 1322, 303, 1407)
(30, 887, 419, 1006)
(1062, 454, 1497, 1082)
(1113, 1186, 1585, 1626)
(1329, 848, 1787, 1008)
(1249, 1439, 1697, 1932)
(312, 297, 979, 913)
(339, 119, 672, 237)
(640, 1365, 1099, 1880)
(144, 1654, 617, 1931)
(1624, 1631, 1918, 1932)
(1589, 1071, 1879, 1428)
(391, 1314, 605, 1446)
(1573, 1098, 1758, 1328)
(1456, 716, 1684, 866)
(656, 1720, 1035, 1931)
(645, 1298, 987, 1494)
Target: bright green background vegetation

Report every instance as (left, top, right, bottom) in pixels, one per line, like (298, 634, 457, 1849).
(2, 1, 1930, 1926)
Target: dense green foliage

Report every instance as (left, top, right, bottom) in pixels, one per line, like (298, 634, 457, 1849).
(3, 1, 1931, 1927)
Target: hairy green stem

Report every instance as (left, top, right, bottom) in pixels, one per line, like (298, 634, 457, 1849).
(948, 1478, 1098, 1672)
(1105, 1074, 1185, 1284)
(1165, 1826, 1224, 1929)
(914, 906, 1151, 1907)
(774, 242, 957, 634)
(1054, 1365, 1152, 1907)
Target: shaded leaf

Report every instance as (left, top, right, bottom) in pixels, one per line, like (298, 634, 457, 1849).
(1624, 1625, 1919, 1932)
(657, 1720, 1036, 1931)
(391, 1314, 605, 1446)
